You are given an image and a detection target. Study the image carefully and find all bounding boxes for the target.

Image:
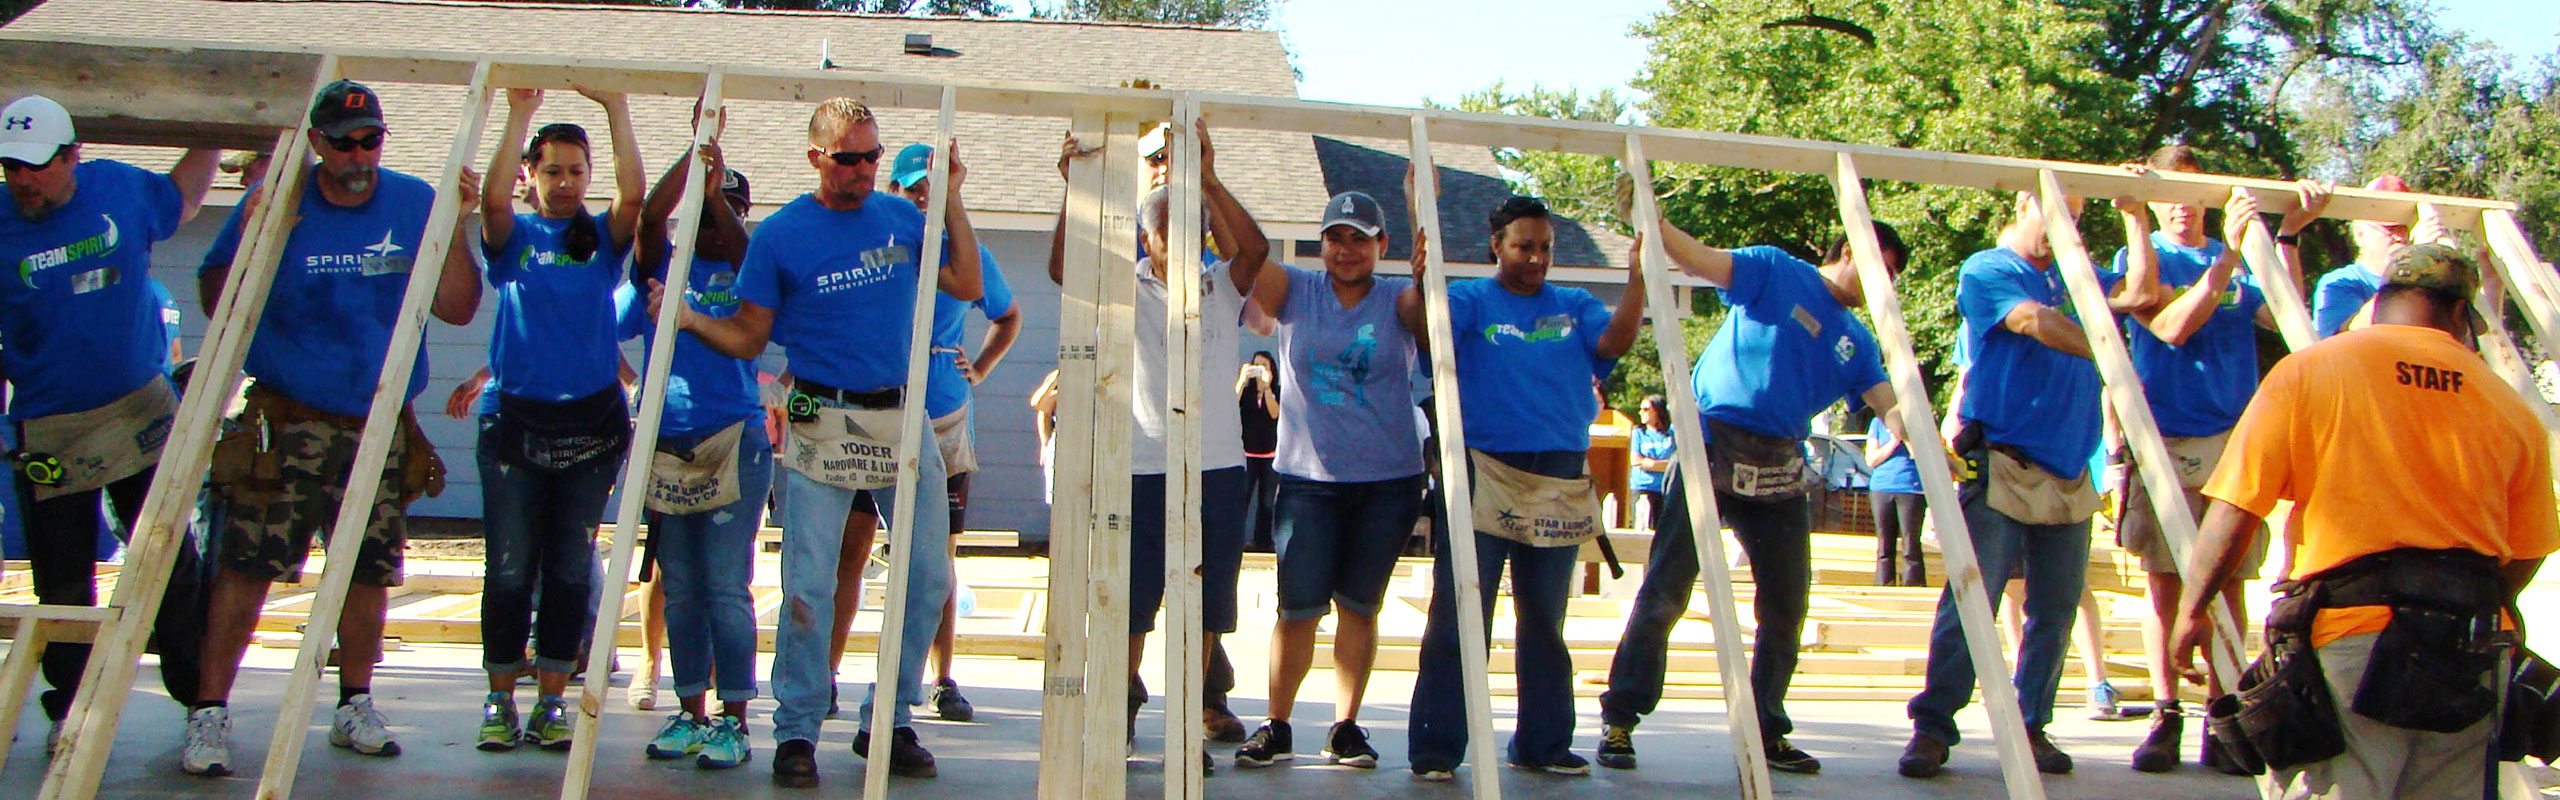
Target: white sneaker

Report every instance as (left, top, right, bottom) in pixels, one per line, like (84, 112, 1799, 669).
(329, 694, 402, 756)
(626, 671, 660, 711)
(182, 706, 232, 776)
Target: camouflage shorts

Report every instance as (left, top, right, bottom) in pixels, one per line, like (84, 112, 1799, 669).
(214, 413, 407, 587)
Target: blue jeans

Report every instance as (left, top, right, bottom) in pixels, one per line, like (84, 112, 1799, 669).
(1906, 473, 2090, 743)
(1599, 467, 1811, 737)
(1409, 450, 1583, 767)
(478, 417, 622, 675)
(1129, 467, 1249, 635)
(1272, 473, 1425, 620)
(648, 421, 774, 703)
(770, 422, 950, 744)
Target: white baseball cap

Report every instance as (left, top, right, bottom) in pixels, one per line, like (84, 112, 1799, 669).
(0, 95, 75, 165)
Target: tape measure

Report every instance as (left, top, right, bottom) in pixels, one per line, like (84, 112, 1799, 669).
(786, 392, 820, 422)
(16, 452, 63, 486)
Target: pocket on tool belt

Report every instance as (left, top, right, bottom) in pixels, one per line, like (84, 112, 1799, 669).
(2352, 606, 2499, 733)
(209, 414, 284, 503)
(2234, 636, 2346, 769)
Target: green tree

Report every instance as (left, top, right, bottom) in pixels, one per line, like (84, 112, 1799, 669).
(1031, 0, 1277, 27)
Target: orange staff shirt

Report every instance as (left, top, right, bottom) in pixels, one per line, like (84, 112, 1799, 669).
(2203, 324, 2557, 646)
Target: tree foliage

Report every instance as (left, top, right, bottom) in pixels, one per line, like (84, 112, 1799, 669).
(1030, 0, 1276, 27)
(1448, 0, 2520, 418)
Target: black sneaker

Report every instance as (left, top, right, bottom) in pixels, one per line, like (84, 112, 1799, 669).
(1765, 737, 1820, 774)
(1898, 733, 1949, 779)
(852, 726, 938, 778)
(772, 738, 819, 789)
(1508, 751, 1591, 776)
(2029, 729, 2073, 774)
(1595, 724, 1636, 769)
(930, 679, 975, 722)
(1233, 721, 1293, 768)
(1322, 720, 1377, 768)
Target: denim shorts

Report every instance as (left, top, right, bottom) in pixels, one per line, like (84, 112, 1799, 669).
(1129, 466, 1248, 634)
(1273, 472, 1425, 620)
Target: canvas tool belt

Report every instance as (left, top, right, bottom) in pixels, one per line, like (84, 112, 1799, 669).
(1982, 447, 2101, 525)
(784, 379, 911, 492)
(492, 387, 632, 474)
(2211, 547, 2513, 774)
(1467, 450, 1602, 548)
(647, 419, 746, 515)
(1703, 418, 1813, 499)
(2161, 430, 2229, 490)
(208, 383, 446, 506)
(932, 407, 977, 477)
(16, 375, 176, 500)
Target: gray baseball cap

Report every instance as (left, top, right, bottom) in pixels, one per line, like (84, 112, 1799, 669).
(1320, 191, 1385, 237)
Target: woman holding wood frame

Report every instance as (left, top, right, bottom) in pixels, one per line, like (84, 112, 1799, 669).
(1234, 189, 1430, 770)
(471, 87, 646, 753)
(1403, 196, 1644, 780)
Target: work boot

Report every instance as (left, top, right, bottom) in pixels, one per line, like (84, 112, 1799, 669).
(1898, 732, 1949, 779)
(1203, 703, 1248, 743)
(2131, 706, 2182, 772)
(772, 738, 819, 788)
(2029, 729, 2074, 774)
(853, 726, 938, 778)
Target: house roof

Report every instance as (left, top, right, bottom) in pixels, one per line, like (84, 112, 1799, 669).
(1313, 135, 1631, 270)
(4, 0, 1324, 224)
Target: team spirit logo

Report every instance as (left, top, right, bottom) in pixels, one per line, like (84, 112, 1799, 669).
(690, 270, 740, 312)
(307, 230, 414, 276)
(19, 214, 120, 288)
(813, 243, 908, 294)
(1482, 313, 1576, 345)
(1834, 334, 1856, 364)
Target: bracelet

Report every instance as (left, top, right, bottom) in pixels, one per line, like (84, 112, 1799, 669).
(2275, 232, 2300, 246)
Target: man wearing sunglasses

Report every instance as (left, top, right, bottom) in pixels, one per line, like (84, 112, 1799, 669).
(180, 79, 484, 777)
(0, 92, 218, 763)
(659, 97, 982, 789)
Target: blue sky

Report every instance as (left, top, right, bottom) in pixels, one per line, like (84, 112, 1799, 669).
(1275, 0, 2559, 109)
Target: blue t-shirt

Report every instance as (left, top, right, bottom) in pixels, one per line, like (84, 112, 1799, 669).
(479, 213, 631, 411)
(0, 160, 181, 418)
(1273, 266, 1423, 482)
(1955, 246, 2115, 479)
(624, 250, 761, 437)
(1447, 277, 1617, 453)
(924, 245, 1012, 418)
(1629, 426, 1674, 493)
(2113, 233, 2265, 437)
(2312, 263, 2385, 340)
(1693, 246, 1889, 441)
(202, 169, 438, 417)
(146, 277, 178, 372)
(1866, 417, 1922, 494)
(735, 193, 950, 393)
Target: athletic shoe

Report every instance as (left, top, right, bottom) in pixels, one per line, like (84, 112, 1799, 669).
(1413, 760, 1456, 781)
(930, 679, 975, 722)
(627, 671, 660, 711)
(2085, 679, 2149, 721)
(697, 715, 752, 770)
(773, 738, 819, 788)
(525, 696, 573, 750)
(1898, 732, 1949, 779)
(329, 694, 402, 756)
(1764, 737, 1819, 774)
(477, 694, 521, 752)
(1233, 721, 1293, 768)
(180, 706, 232, 776)
(1509, 751, 1591, 776)
(2029, 729, 2074, 774)
(1202, 704, 1247, 743)
(646, 714, 705, 759)
(1596, 724, 1636, 769)
(1321, 720, 1377, 768)
(851, 726, 937, 778)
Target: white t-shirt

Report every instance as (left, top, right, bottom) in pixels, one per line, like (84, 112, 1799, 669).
(1131, 257, 1248, 474)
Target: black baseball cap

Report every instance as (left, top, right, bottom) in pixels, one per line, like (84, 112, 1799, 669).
(310, 80, 387, 139)
(720, 168, 751, 206)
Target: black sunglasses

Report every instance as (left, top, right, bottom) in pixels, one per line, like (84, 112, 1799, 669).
(1, 147, 63, 172)
(324, 132, 385, 153)
(817, 146, 884, 167)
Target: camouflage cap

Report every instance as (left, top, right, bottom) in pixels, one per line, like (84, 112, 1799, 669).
(2385, 242, 2479, 297)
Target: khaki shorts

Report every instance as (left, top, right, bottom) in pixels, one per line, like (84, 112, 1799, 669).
(215, 412, 408, 587)
(2117, 438, 2262, 577)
